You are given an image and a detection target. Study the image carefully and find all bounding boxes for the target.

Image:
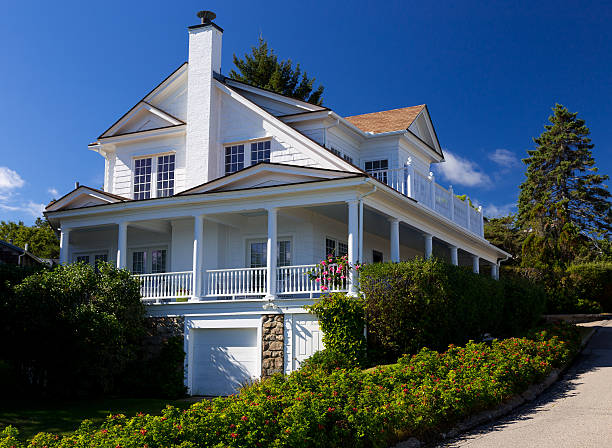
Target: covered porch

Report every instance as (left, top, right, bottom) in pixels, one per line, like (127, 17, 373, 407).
(58, 200, 501, 304)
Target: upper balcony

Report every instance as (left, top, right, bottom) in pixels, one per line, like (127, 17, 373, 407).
(367, 164, 484, 237)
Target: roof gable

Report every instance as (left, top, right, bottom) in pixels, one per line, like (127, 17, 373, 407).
(45, 186, 128, 212)
(178, 163, 358, 195)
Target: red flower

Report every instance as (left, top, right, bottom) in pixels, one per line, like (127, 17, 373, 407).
(231, 433, 238, 438)
(140, 429, 147, 435)
(241, 415, 248, 421)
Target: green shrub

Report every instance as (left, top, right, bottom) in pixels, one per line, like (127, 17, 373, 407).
(306, 292, 366, 366)
(566, 262, 612, 311)
(0, 262, 146, 397)
(1, 323, 580, 448)
(300, 348, 356, 373)
(359, 258, 544, 362)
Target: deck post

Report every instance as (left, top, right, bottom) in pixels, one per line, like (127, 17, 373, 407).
(266, 207, 278, 301)
(450, 245, 458, 266)
(424, 233, 433, 259)
(472, 255, 480, 274)
(390, 218, 400, 262)
(192, 214, 204, 300)
(491, 263, 499, 280)
(116, 221, 128, 269)
(347, 200, 359, 296)
(59, 227, 71, 265)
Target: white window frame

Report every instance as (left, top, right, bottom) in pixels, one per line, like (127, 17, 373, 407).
(224, 138, 273, 174)
(246, 237, 293, 268)
(72, 250, 110, 269)
(128, 245, 170, 274)
(325, 236, 348, 258)
(363, 158, 389, 184)
(132, 151, 176, 200)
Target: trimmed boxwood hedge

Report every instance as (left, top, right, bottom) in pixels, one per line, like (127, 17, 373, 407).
(359, 258, 546, 362)
(0, 322, 580, 448)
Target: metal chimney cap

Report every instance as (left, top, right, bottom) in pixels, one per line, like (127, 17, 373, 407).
(197, 10, 216, 24)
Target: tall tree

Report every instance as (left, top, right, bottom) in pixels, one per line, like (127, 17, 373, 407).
(0, 218, 59, 259)
(483, 214, 523, 265)
(230, 37, 324, 106)
(518, 104, 611, 240)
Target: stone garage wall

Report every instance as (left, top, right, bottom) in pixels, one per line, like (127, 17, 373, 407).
(262, 314, 284, 378)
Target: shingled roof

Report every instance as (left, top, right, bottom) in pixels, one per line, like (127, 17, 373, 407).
(344, 105, 426, 134)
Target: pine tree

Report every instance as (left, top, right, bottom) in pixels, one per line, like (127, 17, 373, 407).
(483, 214, 524, 265)
(518, 104, 611, 241)
(230, 37, 324, 106)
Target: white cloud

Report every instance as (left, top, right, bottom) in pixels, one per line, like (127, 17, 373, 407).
(436, 150, 491, 187)
(489, 149, 520, 167)
(0, 201, 45, 217)
(0, 167, 25, 191)
(48, 187, 59, 197)
(482, 202, 517, 218)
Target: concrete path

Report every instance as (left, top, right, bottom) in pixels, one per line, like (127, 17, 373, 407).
(439, 320, 612, 448)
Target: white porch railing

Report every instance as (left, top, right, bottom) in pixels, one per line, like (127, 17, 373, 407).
(136, 271, 192, 302)
(277, 264, 348, 295)
(368, 166, 484, 237)
(205, 267, 267, 298)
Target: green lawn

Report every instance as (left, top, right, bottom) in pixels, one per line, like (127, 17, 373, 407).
(0, 397, 193, 441)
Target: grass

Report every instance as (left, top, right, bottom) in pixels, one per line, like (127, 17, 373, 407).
(0, 397, 192, 441)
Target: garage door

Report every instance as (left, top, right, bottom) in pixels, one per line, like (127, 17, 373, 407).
(191, 328, 259, 396)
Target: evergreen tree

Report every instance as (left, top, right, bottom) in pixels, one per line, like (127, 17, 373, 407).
(518, 104, 611, 241)
(484, 214, 523, 265)
(230, 37, 324, 106)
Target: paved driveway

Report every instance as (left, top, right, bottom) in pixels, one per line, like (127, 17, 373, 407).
(439, 320, 612, 448)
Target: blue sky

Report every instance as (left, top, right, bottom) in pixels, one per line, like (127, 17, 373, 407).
(1, 0, 611, 224)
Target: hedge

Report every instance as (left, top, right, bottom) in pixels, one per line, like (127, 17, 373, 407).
(359, 258, 546, 362)
(0, 322, 580, 448)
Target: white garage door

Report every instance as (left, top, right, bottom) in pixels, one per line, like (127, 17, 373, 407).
(191, 328, 259, 396)
(288, 314, 324, 371)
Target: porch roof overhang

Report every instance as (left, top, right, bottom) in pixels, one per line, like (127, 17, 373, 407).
(45, 173, 510, 263)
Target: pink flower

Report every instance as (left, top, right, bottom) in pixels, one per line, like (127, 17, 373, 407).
(315, 277, 321, 282)
(321, 260, 326, 265)
(340, 275, 345, 279)
(322, 271, 328, 276)
(321, 285, 329, 291)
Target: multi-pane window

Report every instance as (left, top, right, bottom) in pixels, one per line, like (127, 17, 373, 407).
(325, 238, 348, 257)
(329, 148, 342, 157)
(134, 158, 152, 199)
(76, 255, 90, 264)
(94, 254, 108, 270)
(249, 240, 291, 268)
(251, 140, 271, 165)
(157, 154, 175, 197)
(225, 145, 244, 174)
(151, 249, 167, 274)
(132, 251, 146, 274)
(342, 154, 354, 164)
(372, 250, 384, 263)
(364, 159, 389, 184)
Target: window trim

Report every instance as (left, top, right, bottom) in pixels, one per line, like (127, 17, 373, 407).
(245, 236, 293, 268)
(72, 250, 110, 269)
(132, 151, 176, 200)
(224, 138, 273, 174)
(325, 236, 348, 258)
(128, 245, 170, 274)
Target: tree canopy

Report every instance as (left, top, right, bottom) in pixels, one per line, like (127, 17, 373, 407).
(517, 104, 611, 239)
(0, 218, 59, 259)
(230, 37, 325, 106)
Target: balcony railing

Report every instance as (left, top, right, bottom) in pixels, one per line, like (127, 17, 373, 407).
(206, 267, 267, 298)
(368, 166, 484, 236)
(277, 264, 347, 295)
(135, 271, 192, 302)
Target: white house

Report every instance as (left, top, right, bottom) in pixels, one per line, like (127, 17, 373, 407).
(44, 11, 510, 396)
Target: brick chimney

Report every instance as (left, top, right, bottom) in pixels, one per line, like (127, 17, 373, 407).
(185, 11, 223, 188)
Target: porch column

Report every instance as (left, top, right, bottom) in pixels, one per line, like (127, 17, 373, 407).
(116, 221, 128, 269)
(347, 200, 359, 296)
(390, 218, 400, 262)
(472, 255, 480, 274)
(192, 214, 204, 300)
(449, 245, 458, 266)
(266, 207, 278, 300)
(491, 263, 499, 280)
(424, 233, 433, 259)
(59, 227, 70, 265)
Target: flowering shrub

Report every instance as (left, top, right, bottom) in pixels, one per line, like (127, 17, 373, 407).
(1, 322, 580, 448)
(307, 254, 360, 292)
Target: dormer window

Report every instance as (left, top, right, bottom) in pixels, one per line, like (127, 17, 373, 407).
(133, 153, 175, 200)
(251, 140, 271, 165)
(225, 144, 245, 174)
